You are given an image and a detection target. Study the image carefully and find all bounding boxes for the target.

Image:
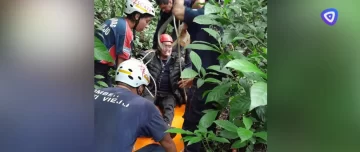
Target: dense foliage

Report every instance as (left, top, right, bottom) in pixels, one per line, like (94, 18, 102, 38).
(166, 0, 267, 151)
(94, 0, 267, 151)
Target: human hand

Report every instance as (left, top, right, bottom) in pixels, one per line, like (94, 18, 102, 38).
(178, 78, 194, 88)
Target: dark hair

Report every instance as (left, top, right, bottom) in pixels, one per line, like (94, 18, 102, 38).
(126, 12, 154, 22)
(116, 82, 140, 89)
(155, 0, 169, 5)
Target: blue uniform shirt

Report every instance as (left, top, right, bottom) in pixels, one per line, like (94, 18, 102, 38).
(183, 7, 222, 70)
(94, 87, 168, 152)
(95, 17, 134, 67)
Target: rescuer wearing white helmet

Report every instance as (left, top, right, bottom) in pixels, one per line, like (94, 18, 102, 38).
(94, 58, 177, 152)
(95, 0, 156, 87)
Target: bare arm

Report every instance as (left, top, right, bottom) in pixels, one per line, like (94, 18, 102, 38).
(159, 133, 177, 152)
(192, 0, 205, 9)
(116, 57, 125, 67)
(172, 0, 186, 21)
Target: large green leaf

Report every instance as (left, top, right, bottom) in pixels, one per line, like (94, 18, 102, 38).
(166, 128, 194, 135)
(214, 120, 238, 132)
(207, 65, 233, 76)
(222, 29, 239, 45)
(229, 51, 246, 60)
(229, 95, 250, 120)
(94, 75, 105, 79)
(204, 78, 221, 84)
(237, 127, 253, 142)
(209, 136, 230, 143)
(219, 130, 239, 139)
(242, 116, 253, 130)
(193, 15, 221, 26)
(250, 82, 267, 111)
(181, 136, 194, 142)
(189, 51, 202, 72)
(254, 131, 267, 141)
(197, 78, 205, 88)
(204, 3, 221, 14)
(181, 68, 198, 79)
(225, 59, 267, 79)
(205, 82, 232, 103)
(231, 140, 248, 149)
(185, 43, 219, 53)
(187, 136, 203, 146)
(192, 40, 220, 51)
(255, 105, 267, 122)
(97, 81, 109, 88)
(94, 37, 113, 63)
(199, 110, 218, 129)
(202, 28, 220, 42)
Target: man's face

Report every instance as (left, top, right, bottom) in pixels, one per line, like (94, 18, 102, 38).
(159, 0, 173, 13)
(160, 42, 173, 57)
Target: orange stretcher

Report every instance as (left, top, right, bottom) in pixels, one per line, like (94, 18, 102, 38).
(132, 104, 186, 152)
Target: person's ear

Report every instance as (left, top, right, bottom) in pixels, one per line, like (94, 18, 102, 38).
(135, 13, 140, 20)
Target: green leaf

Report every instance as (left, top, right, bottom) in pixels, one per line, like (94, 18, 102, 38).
(219, 130, 239, 139)
(206, 82, 232, 103)
(193, 15, 221, 26)
(185, 43, 220, 53)
(202, 28, 220, 42)
(190, 51, 202, 72)
(207, 65, 233, 76)
(246, 144, 254, 152)
(187, 136, 203, 146)
(229, 51, 246, 60)
(204, 3, 221, 14)
(200, 67, 207, 77)
(229, 95, 250, 121)
(202, 90, 212, 99)
(94, 75, 105, 79)
(237, 127, 253, 142)
(209, 136, 230, 143)
(94, 37, 113, 63)
(255, 106, 267, 122)
(197, 78, 205, 88)
(94, 85, 101, 89)
(222, 29, 239, 45)
(243, 116, 253, 130)
(224, 59, 267, 79)
(249, 37, 258, 45)
(181, 136, 194, 142)
(193, 40, 220, 51)
(97, 81, 109, 88)
(199, 110, 218, 129)
(231, 140, 248, 149)
(166, 128, 194, 135)
(224, 0, 231, 5)
(204, 78, 221, 84)
(249, 137, 256, 144)
(254, 131, 267, 141)
(214, 120, 238, 132)
(181, 68, 198, 79)
(250, 82, 267, 111)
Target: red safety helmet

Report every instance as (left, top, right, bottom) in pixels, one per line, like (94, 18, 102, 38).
(160, 34, 173, 43)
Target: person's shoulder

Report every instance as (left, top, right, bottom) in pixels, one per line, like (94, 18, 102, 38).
(132, 96, 158, 110)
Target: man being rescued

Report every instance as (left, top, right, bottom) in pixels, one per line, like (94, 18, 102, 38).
(141, 34, 188, 134)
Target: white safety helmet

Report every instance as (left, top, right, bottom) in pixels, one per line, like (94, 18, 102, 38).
(115, 58, 151, 88)
(124, 0, 155, 17)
